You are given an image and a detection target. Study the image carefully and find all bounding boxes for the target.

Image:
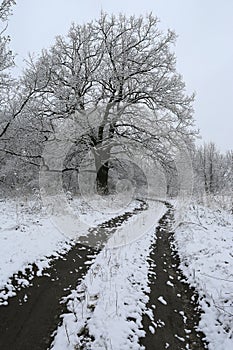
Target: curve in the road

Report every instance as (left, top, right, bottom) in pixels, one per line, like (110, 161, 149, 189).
(0, 201, 146, 350)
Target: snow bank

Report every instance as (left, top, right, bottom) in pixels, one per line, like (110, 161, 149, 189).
(0, 198, 70, 298)
(174, 203, 233, 350)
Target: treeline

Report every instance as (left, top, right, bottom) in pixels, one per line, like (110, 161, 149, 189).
(193, 143, 232, 196)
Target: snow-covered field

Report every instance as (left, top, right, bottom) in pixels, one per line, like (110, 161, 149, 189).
(0, 197, 70, 304)
(0, 195, 140, 305)
(174, 202, 233, 350)
(51, 200, 167, 350)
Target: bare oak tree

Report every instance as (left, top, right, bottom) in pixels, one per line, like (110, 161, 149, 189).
(22, 13, 196, 193)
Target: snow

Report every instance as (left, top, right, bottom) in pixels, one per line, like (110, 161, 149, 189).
(166, 280, 174, 287)
(174, 203, 233, 350)
(2, 193, 232, 348)
(0, 195, 140, 303)
(158, 296, 167, 305)
(149, 325, 155, 334)
(0, 198, 70, 302)
(51, 200, 167, 350)
(174, 334, 185, 342)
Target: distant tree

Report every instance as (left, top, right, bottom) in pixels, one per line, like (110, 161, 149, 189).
(0, 0, 16, 194)
(194, 143, 219, 194)
(0, 0, 48, 196)
(0, 0, 15, 136)
(0, 0, 15, 20)
(0, 0, 50, 144)
(18, 13, 196, 194)
(193, 142, 233, 201)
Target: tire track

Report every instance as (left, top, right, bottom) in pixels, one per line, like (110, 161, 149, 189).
(0, 201, 146, 350)
(140, 202, 208, 349)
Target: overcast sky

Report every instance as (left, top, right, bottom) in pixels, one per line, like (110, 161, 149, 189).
(7, 0, 233, 151)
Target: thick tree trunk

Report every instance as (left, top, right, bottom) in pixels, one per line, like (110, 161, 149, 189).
(94, 148, 110, 195)
(94, 120, 115, 195)
(96, 161, 109, 194)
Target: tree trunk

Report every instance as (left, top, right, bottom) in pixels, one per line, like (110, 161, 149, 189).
(96, 161, 109, 194)
(94, 148, 110, 195)
(209, 159, 214, 194)
(204, 173, 209, 194)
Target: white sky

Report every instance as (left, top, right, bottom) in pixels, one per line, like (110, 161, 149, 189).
(7, 0, 233, 152)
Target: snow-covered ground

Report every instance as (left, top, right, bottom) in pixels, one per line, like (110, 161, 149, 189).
(174, 202, 233, 350)
(0, 195, 139, 305)
(2, 193, 232, 349)
(51, 200, 167, 350)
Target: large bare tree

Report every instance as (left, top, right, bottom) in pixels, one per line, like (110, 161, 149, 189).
(22, 13, 196, 193)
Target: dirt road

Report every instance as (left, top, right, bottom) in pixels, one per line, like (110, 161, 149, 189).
(0, 200, 208, 350)
(0, 203, 145, 350)
(140, 202, 207, 349)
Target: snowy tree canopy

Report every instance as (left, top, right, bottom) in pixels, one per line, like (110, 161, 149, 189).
(21, 13, 196, 193)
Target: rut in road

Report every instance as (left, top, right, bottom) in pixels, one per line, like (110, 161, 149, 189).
(0, 201, 146, 350)
(140, 202, 207, 350)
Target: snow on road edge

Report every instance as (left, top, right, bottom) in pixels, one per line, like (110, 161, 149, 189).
(174, 204, 233, 350)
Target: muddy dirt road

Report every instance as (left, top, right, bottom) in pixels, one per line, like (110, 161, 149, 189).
(141, 202, 207, 349)
(0, 200, 208, 350)
(0, 203, 145, 350)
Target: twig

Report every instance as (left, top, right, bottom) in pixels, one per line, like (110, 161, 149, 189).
(64, 322, 70, 344)
(200, 272, 233, 283)
(175, 221, 207, 230)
